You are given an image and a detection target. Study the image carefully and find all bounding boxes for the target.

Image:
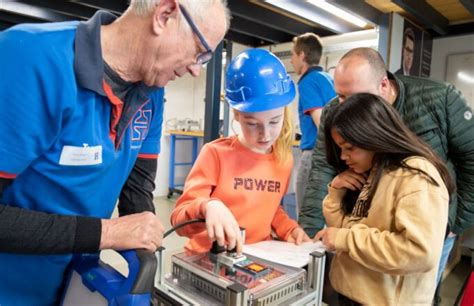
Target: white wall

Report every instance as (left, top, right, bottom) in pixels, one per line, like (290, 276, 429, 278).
(269, 29, 378, 131)
(270, 29, 378, 77)
(387, 13, 405, 72)
(431, 33, 474, 82)
(155, 72, 207, 197)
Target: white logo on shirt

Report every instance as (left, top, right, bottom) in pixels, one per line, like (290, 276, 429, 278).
(59, 144, 103, 166)
(464, 111, 472, 121)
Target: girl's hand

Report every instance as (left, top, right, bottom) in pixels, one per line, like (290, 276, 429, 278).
(287, 227, 312, 245)
(313, 227, 339, 251)
(331, 169, 367, 191)
(205, 200, 243, 254)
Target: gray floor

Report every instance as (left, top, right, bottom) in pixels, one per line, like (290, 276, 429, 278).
(102, 196, 471, 305)
(439, 256, 471, 305)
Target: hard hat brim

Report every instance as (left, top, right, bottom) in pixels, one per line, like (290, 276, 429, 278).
(227, 82, 296, 113)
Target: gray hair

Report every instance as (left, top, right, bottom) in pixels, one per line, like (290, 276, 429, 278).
(129, 0, 231, 31)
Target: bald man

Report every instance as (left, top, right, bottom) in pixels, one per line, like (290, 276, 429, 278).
(299, 47, 474, 288)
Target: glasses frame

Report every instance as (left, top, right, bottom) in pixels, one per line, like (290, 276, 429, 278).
(179, 4, 213, 65)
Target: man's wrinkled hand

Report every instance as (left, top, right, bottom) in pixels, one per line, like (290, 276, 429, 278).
(100, 211, 164, 252)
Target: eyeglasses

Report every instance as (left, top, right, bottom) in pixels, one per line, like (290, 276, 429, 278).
(179, 4, 213, 66)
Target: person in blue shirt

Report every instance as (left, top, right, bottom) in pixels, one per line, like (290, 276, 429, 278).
(290, 33, 336, 216)
(0, 0, 230, 305)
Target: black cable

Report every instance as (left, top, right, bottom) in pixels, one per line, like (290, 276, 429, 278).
(163, 218, 205, 238)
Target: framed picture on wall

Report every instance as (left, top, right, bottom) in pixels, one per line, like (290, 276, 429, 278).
(395, 20, 422, 76)
(388, 13, 432, 77)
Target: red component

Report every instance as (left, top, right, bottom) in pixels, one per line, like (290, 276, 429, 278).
(461, 271, 474, 306)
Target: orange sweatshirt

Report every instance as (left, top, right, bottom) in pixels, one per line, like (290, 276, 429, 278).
(171, 136, 299, 253)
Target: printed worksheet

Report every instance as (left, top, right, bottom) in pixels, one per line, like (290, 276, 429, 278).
(243, 240, 326, 268)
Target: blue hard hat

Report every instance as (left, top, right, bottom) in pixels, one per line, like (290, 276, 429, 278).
(225, 49, 295, 112)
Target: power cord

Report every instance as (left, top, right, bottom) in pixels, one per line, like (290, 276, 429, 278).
(163, 218, 205, 238)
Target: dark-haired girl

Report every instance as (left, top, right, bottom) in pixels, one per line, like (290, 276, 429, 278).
(315, 93, 454, 305)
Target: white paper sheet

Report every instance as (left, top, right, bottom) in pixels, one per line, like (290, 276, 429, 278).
(243, 240, 326, 268)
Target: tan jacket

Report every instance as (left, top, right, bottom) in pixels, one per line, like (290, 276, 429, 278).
(324, 157, 449, 305)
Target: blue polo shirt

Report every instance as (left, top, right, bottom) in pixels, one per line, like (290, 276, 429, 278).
(0, 11, 164, 306)
(297, 66, 335, 150)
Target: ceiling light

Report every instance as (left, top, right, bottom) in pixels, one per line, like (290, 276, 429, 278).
(307, 0, 368, 28)
(458, 71, 474, 84)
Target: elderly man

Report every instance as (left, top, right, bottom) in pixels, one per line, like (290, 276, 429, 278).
(0, 0, 230, 304)
(300, 47, 474, 290)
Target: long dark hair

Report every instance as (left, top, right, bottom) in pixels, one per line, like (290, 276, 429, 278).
(325, 93, 455, 216)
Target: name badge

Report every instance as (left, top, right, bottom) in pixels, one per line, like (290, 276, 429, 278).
(59, 144, 102, 166)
